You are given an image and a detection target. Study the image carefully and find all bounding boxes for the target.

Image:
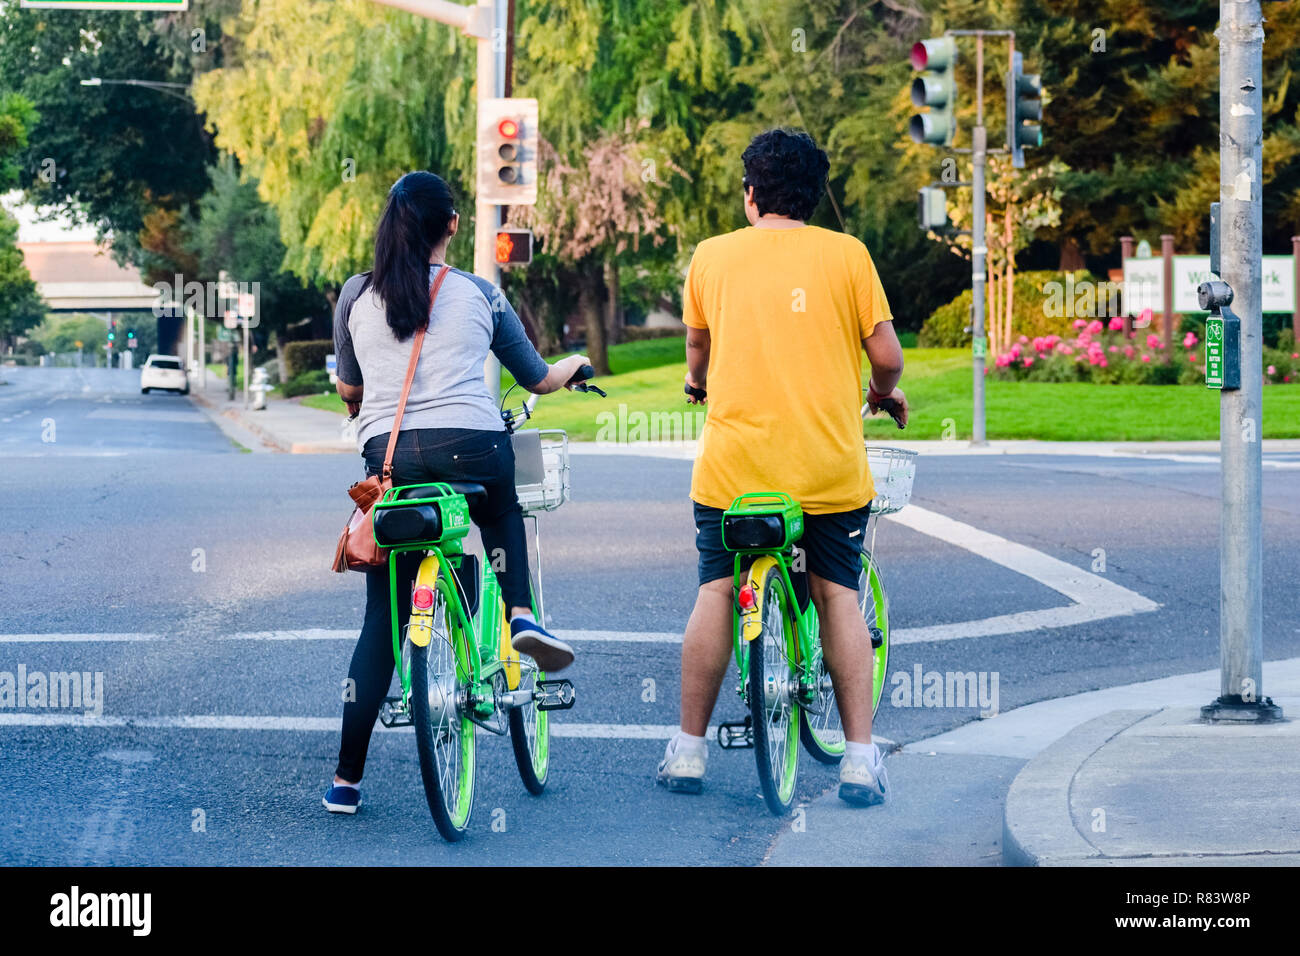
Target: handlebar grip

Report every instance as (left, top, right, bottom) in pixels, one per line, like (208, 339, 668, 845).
(684, 382, 707, 402)
(876, 398, 906, 430)
(567, 364, 595, 385)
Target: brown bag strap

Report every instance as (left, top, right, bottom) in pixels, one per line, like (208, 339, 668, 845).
(381, 265, 452, 481)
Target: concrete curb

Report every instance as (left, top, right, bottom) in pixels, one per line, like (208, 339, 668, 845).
(1002, 708, 1156, 867)
(187, 389, 282, 453)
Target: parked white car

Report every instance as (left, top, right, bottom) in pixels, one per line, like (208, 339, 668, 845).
(140, 354, 189, 395)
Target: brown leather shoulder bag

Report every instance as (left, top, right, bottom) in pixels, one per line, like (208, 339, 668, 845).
(331, 266, 451, 572)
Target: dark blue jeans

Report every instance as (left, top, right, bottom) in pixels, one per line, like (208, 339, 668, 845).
(336, 427, 531, 782)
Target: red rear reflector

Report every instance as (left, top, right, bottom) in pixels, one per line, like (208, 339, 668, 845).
(738, 584, 757, 611)
(413, 586, 435, 610)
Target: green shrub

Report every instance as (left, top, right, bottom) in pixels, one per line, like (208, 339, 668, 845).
(281, 368, 331, 397)
(919, 270, 1113, 347)
(282, 339, 333, 379)
(621, 325, 683, 342)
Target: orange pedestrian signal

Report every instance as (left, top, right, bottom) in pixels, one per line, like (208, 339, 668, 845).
(495, 228, 533, 266)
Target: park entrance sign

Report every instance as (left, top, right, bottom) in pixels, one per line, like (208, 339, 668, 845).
(20, 1, 186, 9)
(1123, 254, 1295, 315)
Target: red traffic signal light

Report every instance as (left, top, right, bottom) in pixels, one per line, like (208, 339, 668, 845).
(494, 228, 533, 266)
(497, 118, 520, 139)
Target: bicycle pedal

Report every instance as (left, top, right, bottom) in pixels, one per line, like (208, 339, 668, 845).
(379, 695, 412, 728)
(534, 679, 576, 711)
(717, 717, 753, 750)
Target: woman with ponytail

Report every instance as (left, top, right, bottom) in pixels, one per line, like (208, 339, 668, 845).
(324, 171, 588, 814)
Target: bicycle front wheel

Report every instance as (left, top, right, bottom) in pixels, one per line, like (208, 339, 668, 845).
(410, 573, 476, 842)
(747, 562, 800, 815)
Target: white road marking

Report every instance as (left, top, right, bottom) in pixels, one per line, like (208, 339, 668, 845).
(0, 508, 1158, 651)
(0, 632, 162, 643)
(883, 504, 1159, 644)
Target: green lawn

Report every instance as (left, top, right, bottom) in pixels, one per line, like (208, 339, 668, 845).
(298, 338, 1300, 441)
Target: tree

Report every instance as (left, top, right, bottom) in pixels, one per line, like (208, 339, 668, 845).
(514, 123, 672, 372)
(0, 91, 44, 348)
(183, 158, 332, 340)
(0, 5, 223, 279)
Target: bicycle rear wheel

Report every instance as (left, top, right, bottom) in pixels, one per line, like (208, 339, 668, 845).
(410, 572, 476, 842)
(799, 551, 890, 762)
(747, 563, 800, 815)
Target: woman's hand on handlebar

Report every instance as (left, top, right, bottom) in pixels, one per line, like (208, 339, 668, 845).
(534, 354, 590, 394)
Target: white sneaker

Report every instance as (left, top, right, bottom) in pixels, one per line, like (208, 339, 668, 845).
(838, 750, 889, 807)
(656, 735, 707, 794)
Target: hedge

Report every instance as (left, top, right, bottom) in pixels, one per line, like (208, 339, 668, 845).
(919, 270, 1110, 348)
(283, 339, 334, 379)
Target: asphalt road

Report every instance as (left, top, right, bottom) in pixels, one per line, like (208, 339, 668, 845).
(2, 366, 1298, 865)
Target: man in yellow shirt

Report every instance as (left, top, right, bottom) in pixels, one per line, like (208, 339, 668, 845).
(657, 128, 907, 807)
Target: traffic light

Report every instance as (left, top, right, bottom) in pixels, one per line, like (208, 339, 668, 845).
(1006, 51, 1042, 168)
(918, 187, 948, 230)
(477, 98, 539, 205)
(126, 329, 137, 348)
(908, 37, 958, 146)
(494, 228, 534, 266)
(107, 319, 116, 345)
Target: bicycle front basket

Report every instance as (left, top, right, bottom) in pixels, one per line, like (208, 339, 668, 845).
(866, 445, 917, 515)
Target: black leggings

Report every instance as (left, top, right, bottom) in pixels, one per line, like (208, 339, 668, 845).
(335, 427, 531, 783)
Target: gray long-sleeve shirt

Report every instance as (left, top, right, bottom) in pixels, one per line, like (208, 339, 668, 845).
(333, 264, 549, 450)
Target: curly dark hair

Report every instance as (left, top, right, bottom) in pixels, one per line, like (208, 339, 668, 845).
(740, 128, 829, 221)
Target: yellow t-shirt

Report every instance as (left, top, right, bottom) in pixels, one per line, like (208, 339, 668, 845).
(683, 225, 892, 514)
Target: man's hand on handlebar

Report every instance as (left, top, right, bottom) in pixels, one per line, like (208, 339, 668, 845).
(866, 383, 908, 429)
(684, 373, 707, 404)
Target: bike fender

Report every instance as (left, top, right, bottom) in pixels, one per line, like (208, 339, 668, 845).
(742, 555, 781, 642)
(407, 554, 442, 648)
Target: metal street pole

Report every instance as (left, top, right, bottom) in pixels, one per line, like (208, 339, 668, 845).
(970, 35, 987, 446)
(1203, 0, 1279, 722)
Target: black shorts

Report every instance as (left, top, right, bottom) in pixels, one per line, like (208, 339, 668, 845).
(693, 501, 870, 591)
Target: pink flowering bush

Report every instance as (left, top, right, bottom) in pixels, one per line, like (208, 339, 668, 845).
(992, 325, 1300, 386)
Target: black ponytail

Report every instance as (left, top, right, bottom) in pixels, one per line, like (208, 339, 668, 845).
(371, 172, 457, 340)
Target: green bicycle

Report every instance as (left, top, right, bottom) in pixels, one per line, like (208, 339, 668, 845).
(371, 365, 603, 841)
(715, 444, 917, 815)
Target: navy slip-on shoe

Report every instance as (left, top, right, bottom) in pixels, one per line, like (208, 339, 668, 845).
(509, 618, 575, 673)
(322, 784, 361, 814)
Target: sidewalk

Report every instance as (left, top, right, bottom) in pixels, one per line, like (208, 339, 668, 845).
(188, 369, 355, 454)
(766, 658, 1300, 866)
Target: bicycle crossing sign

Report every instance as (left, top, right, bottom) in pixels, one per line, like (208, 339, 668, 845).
(1205, 315, 1224, 388)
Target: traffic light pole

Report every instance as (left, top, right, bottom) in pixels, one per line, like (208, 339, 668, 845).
(971, 124, 987, 445)
(1202, 0, 1279, 722)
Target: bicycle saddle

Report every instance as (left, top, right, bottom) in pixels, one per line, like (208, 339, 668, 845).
(394, 482, 488, 510)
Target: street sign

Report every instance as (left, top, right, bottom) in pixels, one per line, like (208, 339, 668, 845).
(21, 1, 186, 8)
(1124, 255, 1296, 314)
(237, 292, 256, 318)
(1205, 315, 1224, 388)
(972, 336, 987, 359)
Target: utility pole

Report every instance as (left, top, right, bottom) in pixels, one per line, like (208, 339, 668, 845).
(970, 36, 988, 446)
(1202, 0, 1279, 722)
